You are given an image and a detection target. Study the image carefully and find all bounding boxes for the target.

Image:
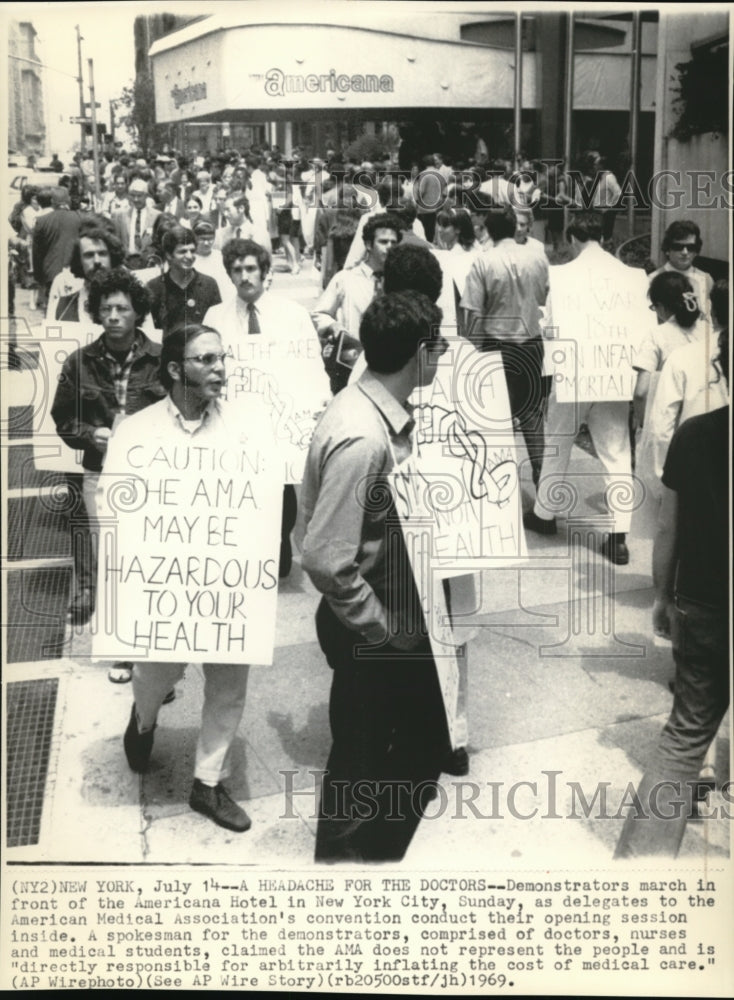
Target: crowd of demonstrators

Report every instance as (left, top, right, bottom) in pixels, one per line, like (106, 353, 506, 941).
(10, 135, 729, 856)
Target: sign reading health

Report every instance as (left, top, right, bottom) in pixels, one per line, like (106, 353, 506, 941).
(410, 338, 526, 573)
(93, 398, 283, 665)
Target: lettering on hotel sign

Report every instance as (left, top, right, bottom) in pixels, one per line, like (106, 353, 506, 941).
(264, 67, 394, 97)
(171, 82, 208, 108)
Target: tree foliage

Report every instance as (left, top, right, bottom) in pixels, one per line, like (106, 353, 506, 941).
(669, 44, 729, 141)
(116, 71, 163, 153)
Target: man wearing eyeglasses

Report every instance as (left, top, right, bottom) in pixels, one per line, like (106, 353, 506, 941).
(649, 220, 714, 316)
(301, 291, 451, 863)
(102, 322, 267, 833)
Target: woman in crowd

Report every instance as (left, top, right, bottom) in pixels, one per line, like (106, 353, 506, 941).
(649, 220, 714, 315)
(181, 194, 204, 230)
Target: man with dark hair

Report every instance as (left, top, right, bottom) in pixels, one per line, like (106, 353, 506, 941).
(103, 323, 267, 832)
(205, 238, 320, 578)
(49, 220, 125, 323)
(146, 225, 221, 336)
(32, 187, 81, 309)
(342, 176, 423, 270)
(312, 213, 403, 393)
(51, 268, 163, 641)
(461, 205, 550, 488)
(383, 241, 443, 302)
(301, 291, 451, 862)
(650, 219, 713, 313)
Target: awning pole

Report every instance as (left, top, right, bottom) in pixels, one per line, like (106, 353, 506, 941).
(563, 12, 575, 235)
(627, 12, 642, 238)
(514, 12, 523, 169)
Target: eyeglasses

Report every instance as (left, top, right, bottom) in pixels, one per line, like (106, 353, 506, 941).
(669, 242, 697, 253)
(184, 352, 227, 367)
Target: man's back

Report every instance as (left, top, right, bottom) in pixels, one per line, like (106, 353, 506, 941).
(33, 208, 81, 284)
(462, 238, 548, 345)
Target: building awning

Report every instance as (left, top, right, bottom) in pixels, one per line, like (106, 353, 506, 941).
(151, 11, 656, 124)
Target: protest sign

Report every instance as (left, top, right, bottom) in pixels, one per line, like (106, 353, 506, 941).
(218, 321, 330, 485)
(32, 324, 100, 472)
(547, 257, 648, 403)
(412, 338, 526, 572)
(388, 456, 460, 748)
(93, 398, 283, 665)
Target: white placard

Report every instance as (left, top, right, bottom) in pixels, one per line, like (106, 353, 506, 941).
(547, 257, 648, 402)
(412, 338, 526, 572)
(221, 331, 330, 484)
(388, 456, 460, 748)
(92, 399, 283, 665)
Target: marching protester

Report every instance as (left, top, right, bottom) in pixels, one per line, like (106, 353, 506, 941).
(101, 323, 276, 832)
(461, 207, 550, 490)
(301, 291, 451, 862)
(51, 267, 164, 682)
(205, 238, 320, 577)
(146, 225, 221, 337)
(523, 212, 642, 565)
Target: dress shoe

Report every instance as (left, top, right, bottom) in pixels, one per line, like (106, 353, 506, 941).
(443, 746, 469, 776)
(123, 704, 155, 773)
(68, 588, 94, 626)
(523, 511, 557, 536)
(601, 534, 629, 565)
(189, 779, 251, 832)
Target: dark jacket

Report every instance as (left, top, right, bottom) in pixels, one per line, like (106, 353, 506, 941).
(51, 331, 164, 471)
(32, 208, 81, 286)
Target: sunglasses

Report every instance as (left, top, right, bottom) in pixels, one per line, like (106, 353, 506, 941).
(669, 242, 698, 253)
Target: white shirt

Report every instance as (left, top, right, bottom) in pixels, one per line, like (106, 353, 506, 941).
(646, 328, 728, 480)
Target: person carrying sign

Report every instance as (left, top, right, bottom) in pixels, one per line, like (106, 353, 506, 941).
(301, 291, 451, 863)
(105, 323, 275, 833)
(524, 212, 644, 565)
(50, 268, 164, 677)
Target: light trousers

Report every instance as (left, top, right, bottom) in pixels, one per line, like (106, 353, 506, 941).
(533, 399, 633, 533)
(133, 662, 250, 785)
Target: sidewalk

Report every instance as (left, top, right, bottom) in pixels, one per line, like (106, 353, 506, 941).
(4, 255, 730, 867)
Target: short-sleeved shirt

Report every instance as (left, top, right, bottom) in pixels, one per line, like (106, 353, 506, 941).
(461, 237, 549, 345)
(634, 316, 708, 374)
(662, 405, 729, 608)
(146, 269, 221, 337)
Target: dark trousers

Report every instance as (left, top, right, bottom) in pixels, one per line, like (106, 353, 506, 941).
(485, 336, 547, 487)
(314, 599, 449, 863)
(615, 597, 729, 858)
(67, 472, 94, 594)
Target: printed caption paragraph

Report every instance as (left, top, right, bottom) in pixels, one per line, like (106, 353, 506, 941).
(4, 870, 730, 993)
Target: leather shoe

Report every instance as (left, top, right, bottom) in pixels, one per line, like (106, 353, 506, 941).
(68, 588, 94, 626)
(601, 535, 629, 565)
(189, 779, 251, 832)
(523, 511, 557, 536)
(443, 746, 469, 776)
(123, 704, 155, 773)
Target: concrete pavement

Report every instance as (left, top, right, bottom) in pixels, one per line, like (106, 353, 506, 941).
(5, 252, 730, 866)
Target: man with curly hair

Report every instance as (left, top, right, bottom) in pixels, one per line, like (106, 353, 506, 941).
(51, 268, 164, 681)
